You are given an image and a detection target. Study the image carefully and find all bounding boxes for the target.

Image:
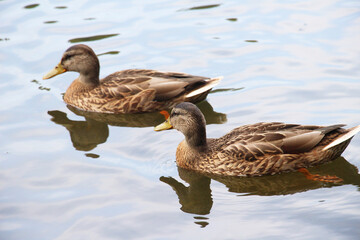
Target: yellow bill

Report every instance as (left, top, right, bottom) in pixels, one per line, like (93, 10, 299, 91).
(43, 62, 67, 80)
(154, 119, 173, 131)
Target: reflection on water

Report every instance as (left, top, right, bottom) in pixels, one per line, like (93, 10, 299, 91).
(160, 169, 213, 214)
(66, 100, 226, 127)
(43, 20, 58, 24)
(49, 101, 226, 152)
(181, 4, 222, 11)
(31, 79, 50, 91)
(210, 87, 243, 94)
(97, 50, 120, 56)
(213, 158, 360, 195)
(24, 4, 39, 9)
(196, 100, 227, 125)
(66, 105, 165, 128)
(48, 110, 109, 151)
(226, 18, 237, 22)
(161, 157, 360, 227)
(68, 33, 120, 43)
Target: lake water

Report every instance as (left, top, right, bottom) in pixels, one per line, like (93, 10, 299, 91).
(1, 0, 360, 239)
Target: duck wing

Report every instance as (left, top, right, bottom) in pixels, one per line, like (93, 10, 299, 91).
(100, 69, 221, 102)
(217, 123, 345, 162)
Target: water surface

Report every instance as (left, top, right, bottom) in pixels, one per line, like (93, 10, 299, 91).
(1, 0, 360, 239)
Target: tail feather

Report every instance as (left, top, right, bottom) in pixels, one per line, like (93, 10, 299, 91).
(317, 124, 345, 135)
(323, 125, 360, 150)
(185, 76, 222, 98)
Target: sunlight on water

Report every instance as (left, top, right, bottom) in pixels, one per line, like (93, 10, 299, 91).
(0, 0, 359, 239)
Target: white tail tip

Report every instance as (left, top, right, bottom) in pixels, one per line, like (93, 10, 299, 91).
(323, 125, 360, 150)
(185, 76, 222, 98)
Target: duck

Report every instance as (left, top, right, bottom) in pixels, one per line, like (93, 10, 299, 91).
(155, 102, 360, 177)
(43, 44, 222, 113)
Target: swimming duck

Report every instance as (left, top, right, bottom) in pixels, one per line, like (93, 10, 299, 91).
(155, 102, 360, 177)
(43, 44, 221, 113)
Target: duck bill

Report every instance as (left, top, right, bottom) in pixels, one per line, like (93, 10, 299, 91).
(154, 119, 173, 131)
(43, 62, 67, 80)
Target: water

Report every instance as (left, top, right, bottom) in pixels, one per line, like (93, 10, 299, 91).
(1, 0, 360, 239)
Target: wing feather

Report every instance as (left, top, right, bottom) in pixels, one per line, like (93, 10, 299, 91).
(216, 122, 341, 162)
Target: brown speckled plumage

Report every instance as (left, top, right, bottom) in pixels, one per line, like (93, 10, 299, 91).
(43, 44, 221, 113)
(155, 102, 360, 177)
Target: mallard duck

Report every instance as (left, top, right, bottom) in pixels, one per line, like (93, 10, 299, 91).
(155, 102, 360, 177)
(43, 44, 222, 113)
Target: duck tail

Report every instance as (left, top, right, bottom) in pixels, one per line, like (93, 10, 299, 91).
(323, 125, 360, 150)
(185, 76, 222, 98)
(317, 124, 345, 134)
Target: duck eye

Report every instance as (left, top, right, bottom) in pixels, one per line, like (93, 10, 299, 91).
(63, 54, 73, 61)
(171, 111, 180, 118)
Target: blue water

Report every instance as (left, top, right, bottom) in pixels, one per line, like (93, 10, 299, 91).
(1, 0, 360, 239)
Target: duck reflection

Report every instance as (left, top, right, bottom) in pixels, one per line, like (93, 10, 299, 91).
(160, 157, 360, 227)
(48, 110, 109, 151)
(160, 169, 213, 215)
(48, 100, 226, 151)
(66, 100, 226, 127)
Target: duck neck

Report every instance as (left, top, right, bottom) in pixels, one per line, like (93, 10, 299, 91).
(185, 125, 207, 152)
(77, 58, 100, 86)
(78, 72, 99, 87)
